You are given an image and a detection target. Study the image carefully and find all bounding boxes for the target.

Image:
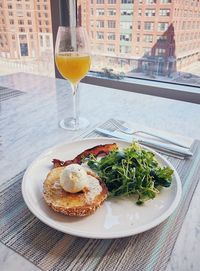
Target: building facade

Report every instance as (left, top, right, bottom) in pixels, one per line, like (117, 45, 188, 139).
(0, 0, 52, 59)
(77, 0, 200, 77)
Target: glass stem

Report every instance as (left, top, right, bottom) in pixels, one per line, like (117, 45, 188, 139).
(71, 83, 79, 129)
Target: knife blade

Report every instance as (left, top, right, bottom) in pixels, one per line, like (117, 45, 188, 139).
(95, 128, 193, 158)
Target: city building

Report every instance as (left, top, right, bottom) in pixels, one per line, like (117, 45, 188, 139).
(0, 0, 53, 59)
(77, 0, 200, 77)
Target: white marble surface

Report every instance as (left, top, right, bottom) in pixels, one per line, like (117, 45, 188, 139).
(0, 72, 200, 271)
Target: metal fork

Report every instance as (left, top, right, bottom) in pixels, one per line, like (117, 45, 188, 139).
(111, 119, 189, 149)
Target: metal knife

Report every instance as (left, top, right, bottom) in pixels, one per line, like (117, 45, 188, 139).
(95, 128, 193, 158)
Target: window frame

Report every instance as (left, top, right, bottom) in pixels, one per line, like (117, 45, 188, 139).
(50, 0, 200, 104)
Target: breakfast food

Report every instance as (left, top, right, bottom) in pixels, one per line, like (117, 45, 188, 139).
(43, 142, 174, 216)
(43, 166, 108, 216)
(52, 143, 118, 168)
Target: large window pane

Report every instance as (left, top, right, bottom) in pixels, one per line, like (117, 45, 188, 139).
(77, 0, 200, 87)
(0, 0, 54, 77)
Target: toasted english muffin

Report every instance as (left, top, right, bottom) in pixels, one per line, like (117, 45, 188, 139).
(43, 167, 108, 216)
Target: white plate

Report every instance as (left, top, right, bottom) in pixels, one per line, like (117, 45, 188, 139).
(22, 138, 182, 239)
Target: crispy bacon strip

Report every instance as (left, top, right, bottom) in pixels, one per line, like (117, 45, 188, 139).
(52, 143, 118, 168)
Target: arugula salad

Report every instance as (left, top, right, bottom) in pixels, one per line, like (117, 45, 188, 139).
(87, 143, 174, 205)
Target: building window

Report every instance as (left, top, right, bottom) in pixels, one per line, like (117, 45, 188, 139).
(120, 34, 132, 41)
(107, 32, 115, 40)
(144, 22, 154, 31)
(27, 12, 31, 17)
(8, 4, 12, 9)
(96, 20, 104, 28)
(121, 0, 134, 3)
(28, 20, 32, 25)
(155, 48, 166, 56)
(96, 0, 104, 3)
(107, 44, 115, 52)
(8, 11, 13, 16)
(108, 9, 116, 16)
(108, 0, 116, 3)
(143, 47, 151, 56)
(120, 22, 132, 29)
(96, 9, 104, 16)
(160, 0, 171, 3)
(19, 27, 25, 32)
(96, 31, 104, 39)
(120, 45, 131, 53)
(108, 20, 116, 28)
(9, 19, 14, 24)
(159, 9, 170, 16)
(46, 36, 50, 47)
(143, 34, 153, 43)
(121, 9, 133, 16)
(157, 35, 167, 42)
(20, 43, 28, 56)
(158, 22, 169, 31)
(145, 9, 156, 16)
(18, 20, 24, 25)
(40, 35, 43, 47)
(146, 0, 156, 3)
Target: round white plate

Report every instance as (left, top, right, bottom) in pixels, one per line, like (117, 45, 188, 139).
(22, 138, 182, 239)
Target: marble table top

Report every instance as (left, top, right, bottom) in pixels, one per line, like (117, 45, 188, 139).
(0, 72, 200, 271)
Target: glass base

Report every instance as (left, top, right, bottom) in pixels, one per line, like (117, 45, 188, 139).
(59, 117, 89, 131)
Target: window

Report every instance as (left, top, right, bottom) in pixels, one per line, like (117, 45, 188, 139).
(120, 22, 132, 29)
(160, 0, 171, 3)
(107, 32, 115, 40)
(158, 22, 169, 31)
(157, 35, 167, 42)
(138, 9, 142, 16)
(143, 34, 153, 43)
(143, 47, 151, 56)
(144, 22, 154, 31)
(120, 34, 132, 41)
(121, 10, 133, 16)
(145, 9, 156, 16)
(108, 20, 116, 28)
(18, 20, 24, 25)
(108, 0, 116, 3)
(146, 0, 156, 3)
(107, 44, 115, 52)
(155, 48, 166, 56)
(96, 9, 104, 16)
(108, 9, 116, 16)
(96, 31, 104, 39)
(96, 20, 104, 28)
(159, 9, 170, 16)
(121, 0, 133, 3)
(20, 43, 28, 56)
(46, 36, 50, 47)
(120, 45, 131, 53)
(96, 0, 104, 3)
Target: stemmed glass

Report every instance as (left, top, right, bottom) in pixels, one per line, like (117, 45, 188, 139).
(55, 26, 91, 130)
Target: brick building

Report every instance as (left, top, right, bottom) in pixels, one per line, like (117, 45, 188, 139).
(0, 0, 52, 59)
(77, 0, 200, 77)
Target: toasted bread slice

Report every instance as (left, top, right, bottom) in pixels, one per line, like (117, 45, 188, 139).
(43, 167, 108, 216)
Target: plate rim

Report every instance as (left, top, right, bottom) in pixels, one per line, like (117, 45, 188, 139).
(22, 137, 182, 239)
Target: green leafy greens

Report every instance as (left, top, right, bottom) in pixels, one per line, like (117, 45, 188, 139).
(87, 143, 174, 205)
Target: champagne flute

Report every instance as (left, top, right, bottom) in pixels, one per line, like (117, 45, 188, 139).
(55, 26, 91, 130)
